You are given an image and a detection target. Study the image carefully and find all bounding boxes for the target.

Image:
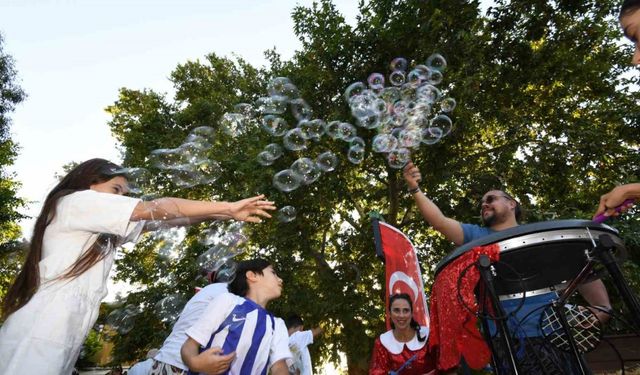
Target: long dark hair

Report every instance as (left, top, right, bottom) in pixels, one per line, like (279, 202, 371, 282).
(2, 158, 126, 319)
(389, 293, 426, 342)
(621, 0, 640, 17)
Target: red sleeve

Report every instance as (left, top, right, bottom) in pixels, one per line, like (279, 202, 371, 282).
(369, 337, 391, 375)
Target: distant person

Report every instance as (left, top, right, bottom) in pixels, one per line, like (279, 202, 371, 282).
(181, 258, 291, 375)
(151, 271, 229, 374)
(592, 0, 640, 220)
(285, 314, 323, 375)
(369, 293, 437, 375)
(128, 348, 159, 375)
(0, 158, 275, 375)
(620, 0, 640, 65)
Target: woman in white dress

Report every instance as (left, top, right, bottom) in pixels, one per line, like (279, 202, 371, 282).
(0, 158, 275, 374)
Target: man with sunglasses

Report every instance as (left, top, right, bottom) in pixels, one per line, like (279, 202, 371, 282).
(403, 162, 611, 373)
(402, 162, 523, 246)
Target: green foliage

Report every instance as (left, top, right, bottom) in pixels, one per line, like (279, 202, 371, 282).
(76, 329, 103, 368)
(99, 0, 639, 373)
(0, 32, 26, 310)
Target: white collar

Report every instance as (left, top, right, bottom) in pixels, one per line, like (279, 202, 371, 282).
(379, 327, 428, 354)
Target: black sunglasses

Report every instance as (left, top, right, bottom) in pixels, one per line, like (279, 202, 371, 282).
(480, 194, 512, 206)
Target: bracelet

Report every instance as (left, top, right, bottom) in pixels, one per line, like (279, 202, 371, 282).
(408, 186, 421, 194)
(592, 305, 613, 314)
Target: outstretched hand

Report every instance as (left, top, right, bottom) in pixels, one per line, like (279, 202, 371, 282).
(402, 161, 422, 189)
(229, 195, 276, 223)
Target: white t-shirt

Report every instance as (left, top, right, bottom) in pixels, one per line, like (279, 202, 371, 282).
(127, 358, 153, 375)
(0, 189, 143, 375)
(186, 293, 291, 374)
(154, 283, 228, 369)
(288, 330, 314, 375)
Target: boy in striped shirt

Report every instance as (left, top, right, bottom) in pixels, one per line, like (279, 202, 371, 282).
(181, 259, 291, 375)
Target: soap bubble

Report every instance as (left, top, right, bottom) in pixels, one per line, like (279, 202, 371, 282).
(426, 53, 447, 71)
(389, 70, 406, 86)
(291, 98, 313, 121)
(156, 226, 187, 261)
(416, 84, 442, 104)
(422, 126, 443, 145)
(220, 113, 246, 137)
(112, 167, 151, 196)
(324, 121, 342, 139)
(256, 96, 287, 115)
(372, 134, 398, 153)
(389, 57, 408, 72)
(273, 169, 302, 192)
(337, 122, 357, 142)
(233, 103, 257, 118)
(431, 114, 453, 137)
(267, 77, 294, 97)
(428, 70, 443, 85)
(367, 73, 385, 90)
(212, 258, 238, 283)
(257, 151, 276, 166)
(387, 148, 411, 169)
(149, 148, 182, 169)
(406, 70, 423, 87)
(188, 126, 216, 142)
(379, 87, 401, 103)
(347, 145, 365, 164)
(344, 82, 367, 103)
(299, 119, 325, 140)
(356, 113, 381, 129)
(440, 97, 456, 113)
(165, 167, 201, 188)
(183, 134, 212, 150)
(155, 294, 187, 325)
(290, 158, 321, 185)
(264, 143, 283, 159)
(277, 205, 297, 223)
(350, 137, 365, 150)
(398, 128, 423, 149)
(283, 128, 307, 151)
(261, 115, 288, 136)
(316, 151, 338, 172)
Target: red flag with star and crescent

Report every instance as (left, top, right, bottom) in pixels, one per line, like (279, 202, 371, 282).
(373, 219, 430, 332)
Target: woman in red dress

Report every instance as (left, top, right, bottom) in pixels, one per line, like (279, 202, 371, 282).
(369, 293, 437, 375)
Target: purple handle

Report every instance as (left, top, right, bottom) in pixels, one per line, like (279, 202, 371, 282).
(593, 199, 635, 223)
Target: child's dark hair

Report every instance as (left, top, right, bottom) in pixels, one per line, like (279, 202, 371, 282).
(389, 293, 425, 342)
(286, 314, 304, 330)
(228, 258, 271, 297)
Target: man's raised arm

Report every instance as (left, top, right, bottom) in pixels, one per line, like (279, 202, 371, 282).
(403, 162, 465, 245)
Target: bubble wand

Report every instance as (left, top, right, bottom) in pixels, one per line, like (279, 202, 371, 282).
(592, 199, 635, 223)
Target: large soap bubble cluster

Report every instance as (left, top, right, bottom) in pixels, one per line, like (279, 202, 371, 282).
(218, 77, 344, 224)
(145, 126, 222, 189)
(218, 55, 455, 224)
(196, 221, 248, 282)
(345, 54, 455, 169)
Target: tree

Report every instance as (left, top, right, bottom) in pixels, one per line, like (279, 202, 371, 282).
(0, 32, 26, 310)
(101, 0, 639, 373)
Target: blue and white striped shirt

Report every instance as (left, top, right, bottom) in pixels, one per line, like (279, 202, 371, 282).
(186, 293, 291, 375)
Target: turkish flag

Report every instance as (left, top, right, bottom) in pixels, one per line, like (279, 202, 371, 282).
(373, 219, 430, 332)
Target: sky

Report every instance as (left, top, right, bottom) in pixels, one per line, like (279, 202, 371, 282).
(1, 0, 362, 238)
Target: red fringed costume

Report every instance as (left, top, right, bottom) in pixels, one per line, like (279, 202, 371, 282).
(428, 244, 500, 371)
(369, 328, 437, 375)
